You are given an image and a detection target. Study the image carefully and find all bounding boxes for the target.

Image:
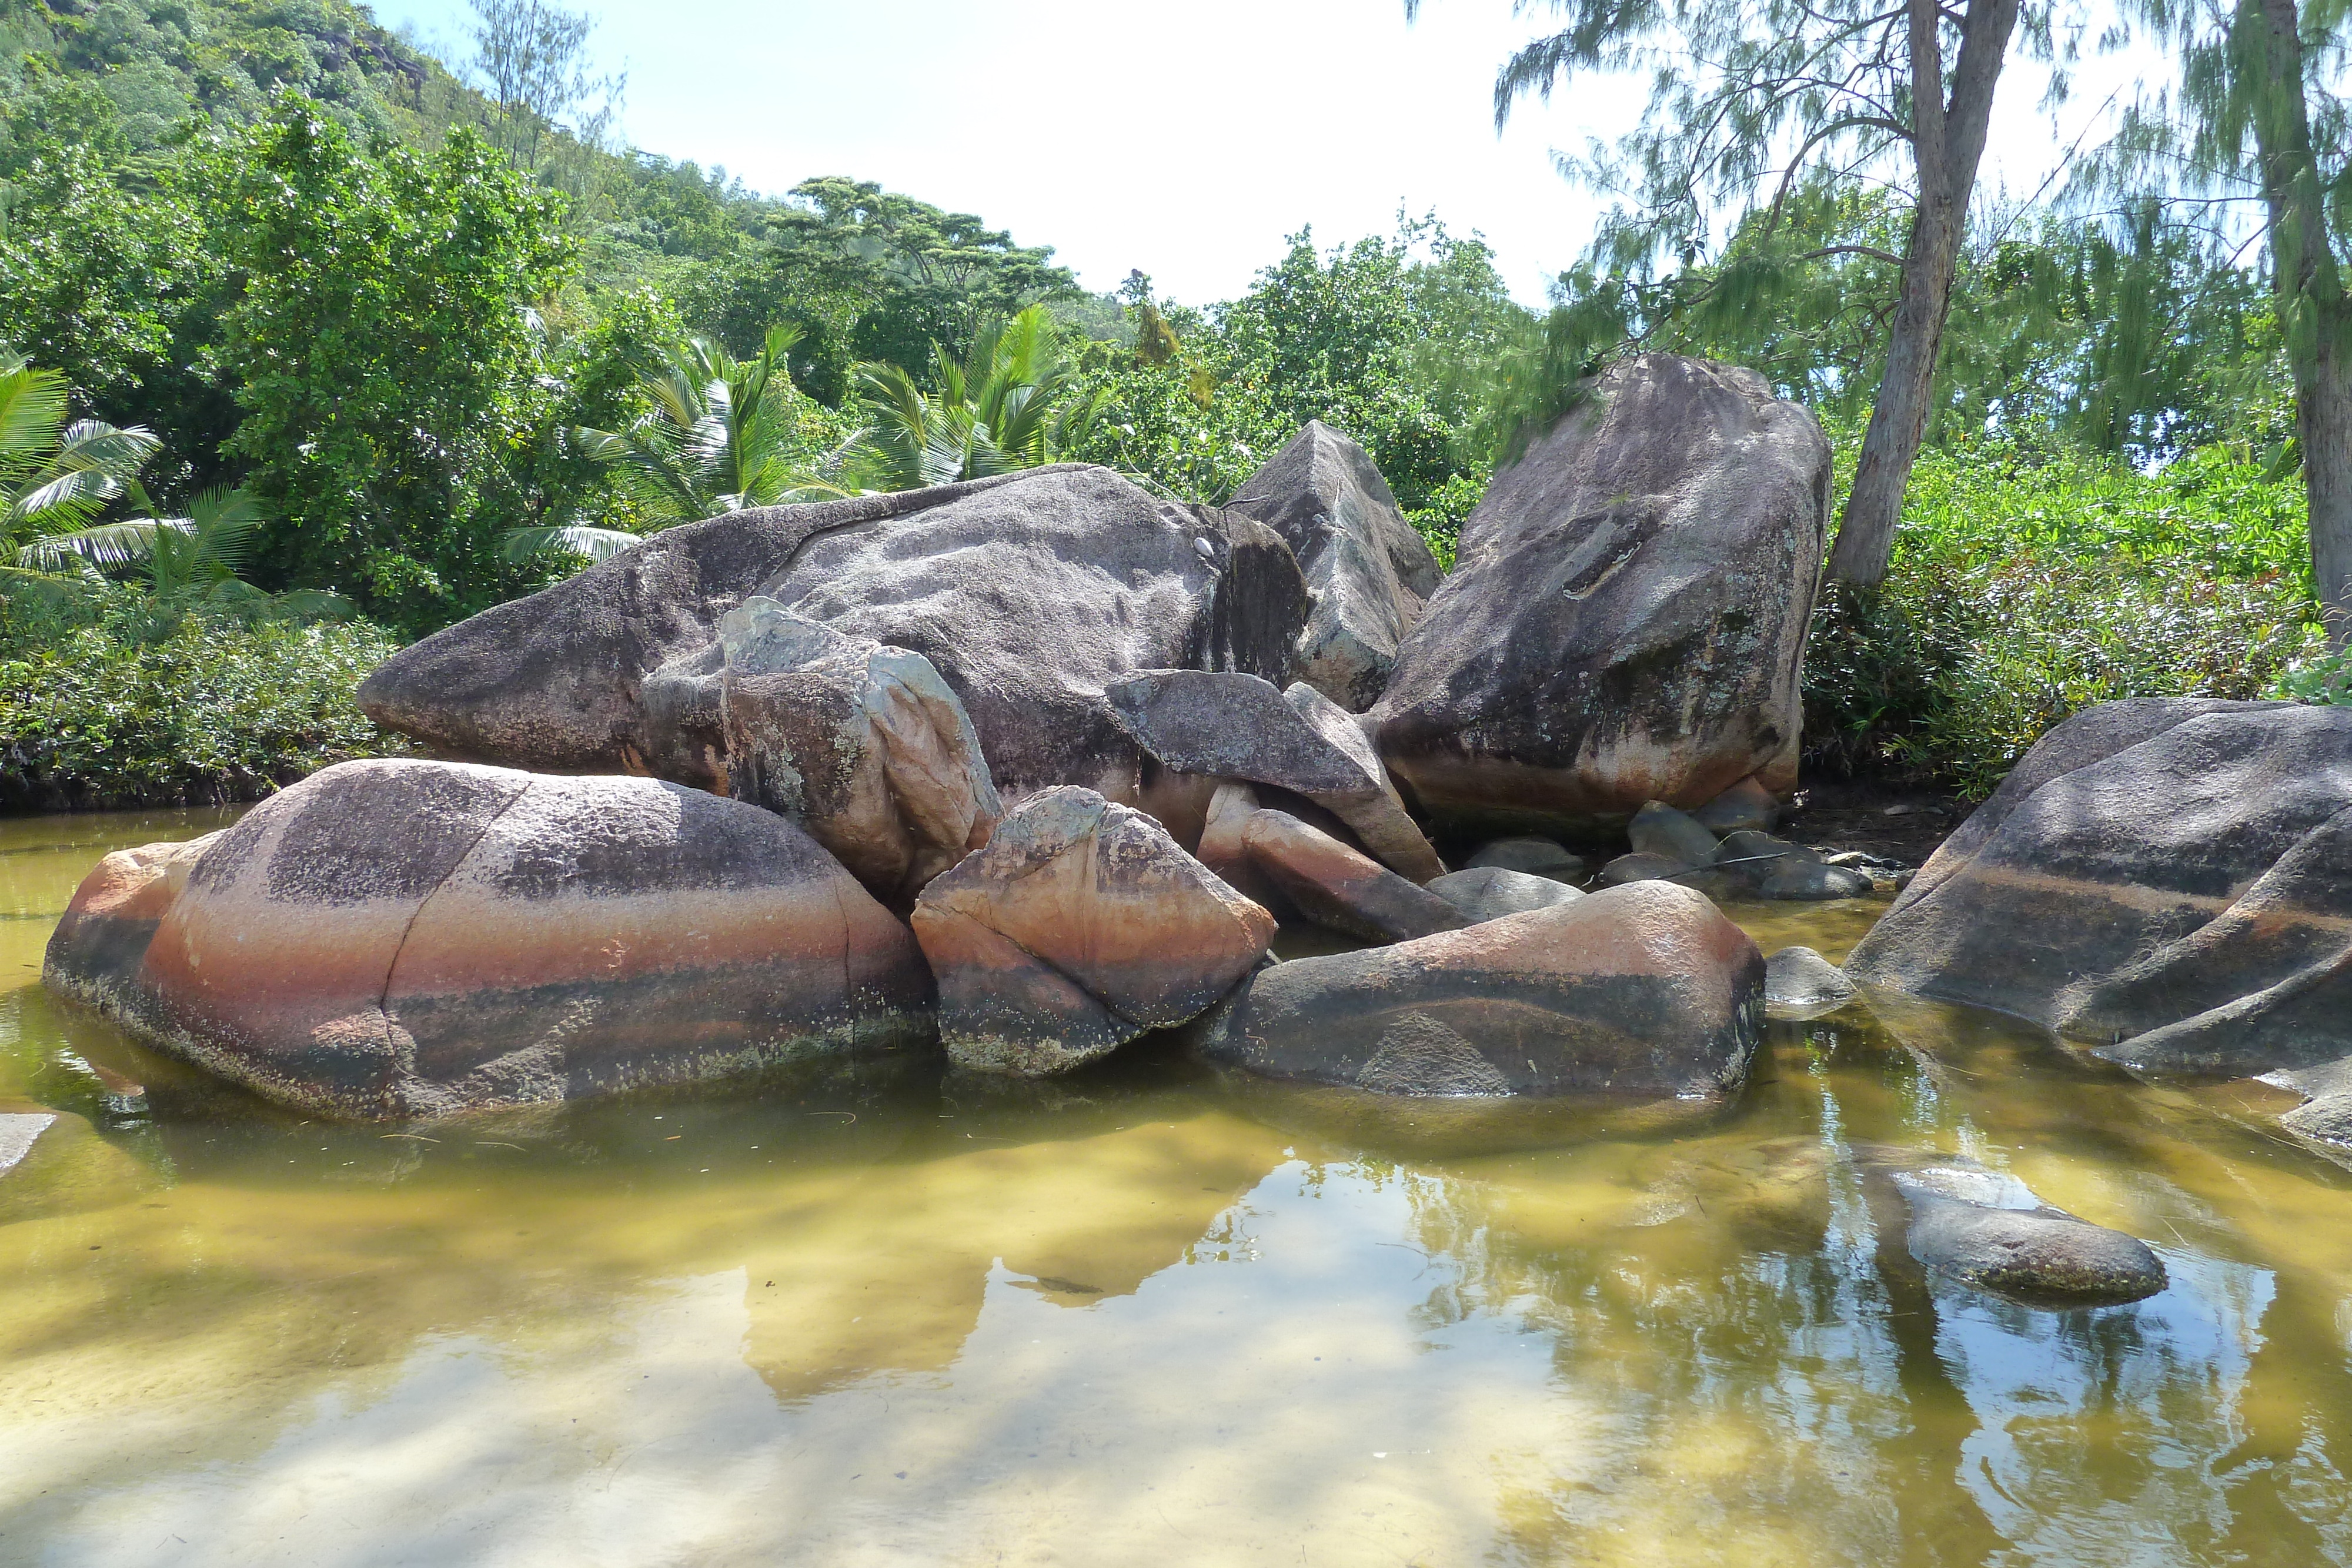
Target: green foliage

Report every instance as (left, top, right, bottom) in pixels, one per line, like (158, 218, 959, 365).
(520, 321, 850, 562)
(208, 96, 573, 630)
(0, 350, 158, 548)
(1067, 221, 1529, 509)
(0, 594, 402, 810)
(848, 306, 1101, 490)
(1802, 436, 2323, 795)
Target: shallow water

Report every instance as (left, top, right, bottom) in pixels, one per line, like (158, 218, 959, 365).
(4, 811, 2351, 1567)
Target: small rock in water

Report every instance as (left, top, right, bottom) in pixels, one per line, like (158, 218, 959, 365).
(1758, 861, 1875, 901)
(1629, 801, 1722, 867)
(1763, 947, 1857, 1020)
(1427, 867, 1583, 924)
(1463, 837, 1586, 883)
(1894, 1165, 2168, 1306)
(1692, 775, 1780, 835)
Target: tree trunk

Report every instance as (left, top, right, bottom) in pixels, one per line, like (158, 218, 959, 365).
(1825, 0, 2022, 585)
(2249, 0, 2352, 644)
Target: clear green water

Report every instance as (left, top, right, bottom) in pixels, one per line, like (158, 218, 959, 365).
(4, 810, 2351, 1567)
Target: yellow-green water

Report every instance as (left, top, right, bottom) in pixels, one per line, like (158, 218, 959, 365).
(4, 810, 2351, 1567)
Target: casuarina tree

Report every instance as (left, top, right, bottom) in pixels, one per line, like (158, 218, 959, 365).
(2110, 0, 2352, 643)
(1416, 0, 2069, 584)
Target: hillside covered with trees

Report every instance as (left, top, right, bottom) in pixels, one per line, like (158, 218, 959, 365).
(2, 0, 2346, 810)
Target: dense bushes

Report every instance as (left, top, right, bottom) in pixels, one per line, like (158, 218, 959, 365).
(0, 597, 403, 811)
(1802, 437, 2325, 797)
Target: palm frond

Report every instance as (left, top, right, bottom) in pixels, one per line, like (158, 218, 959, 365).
(501, 523, 649, 564)
(16, 518, 174, 571)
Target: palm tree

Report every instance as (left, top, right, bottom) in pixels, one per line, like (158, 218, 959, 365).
(20, 484, 352, 628)
(1, 352, 159, 561)
(847, 305, 1105, 491)
(507, 323, 847, 566)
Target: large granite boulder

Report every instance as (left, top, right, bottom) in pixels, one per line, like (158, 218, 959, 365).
(44, 760, 935, 1118)
(1426, 866, 1582, 924)
(911, 787, 1275, 1077)
(1225, 420, 1444, 711)
(716, 597, 1002, 906)
(1200, 881, 1763, 1101)
(358, 465, 1309, 805)
(1370, 353, 1830, 834)
(1845, 699, 2352, 1080)
(1105, 669, 1444, 881)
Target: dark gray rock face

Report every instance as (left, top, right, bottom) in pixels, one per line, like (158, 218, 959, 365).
(358, 466, 1310, 807)
(1846, 699, 2352, 1078)
(1630, 801, 1720, 866)
(1199, 881, 1764, 1101)
(1104, 670, 1444, 881)
(1427, 866, 1583, 924)
(1371, 353, 1829, 834)
(1225, 420, 1444, 711)
(1763, 946, 1857, 1020)
(44, 760, 936, 1119)
(1463, 838, 1586, 882)
(1893, 1166, 2168, 1305)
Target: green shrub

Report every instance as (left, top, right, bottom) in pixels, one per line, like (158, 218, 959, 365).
(0, 607, 405, 811)
(1803, 437, 2323, 796)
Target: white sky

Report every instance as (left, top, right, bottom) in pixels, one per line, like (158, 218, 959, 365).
(376, 0, 2156, 308)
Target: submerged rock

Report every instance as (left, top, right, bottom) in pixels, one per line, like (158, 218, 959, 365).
(1846, 699, 2352, 1078)
(1426, 866, 1582, 924)
(1104, 669, 1444, 881)
(911, 787, 1275, 1077)
(1893, 1165, 2168, 1306)
(1225, 420, 1444, 712)
(358, 465, 1310, 805)
(1199, 881, 1764, 1101)
(44, 760, 935, 1118)
(0, 1106, 156, 1223)
(717, 598, 1002, 905)
(1239, 809, 1466, 944)
(1371, 353, 1830, 834)
(1462, 837, 1586, 883)
(1763, 946, 1858, 1020)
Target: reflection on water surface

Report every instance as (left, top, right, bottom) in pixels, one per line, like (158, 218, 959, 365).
(3, 810, 2351, 1566)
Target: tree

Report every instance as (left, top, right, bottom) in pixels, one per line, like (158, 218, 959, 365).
(2113, 0, 2352, 640)
(514, 322, 847, 563)
(205, 94, 574, 629)
(1421, 0, 2060, 582)
(465, 0, 624, 170)
(848, 306, 1103, 490)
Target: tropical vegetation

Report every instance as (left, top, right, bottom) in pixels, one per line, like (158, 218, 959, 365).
(1, 0, 2347, 810)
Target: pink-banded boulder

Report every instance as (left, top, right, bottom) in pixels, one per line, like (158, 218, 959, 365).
(912, 786, 1276, 1077)
(42, 760, 936, 1118)
(1371, 353, 1828, 835)
(1199, 880, 1763, 1101)
(1238, 809, 1466, 944)
(1845, 698, 2352, 1085)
